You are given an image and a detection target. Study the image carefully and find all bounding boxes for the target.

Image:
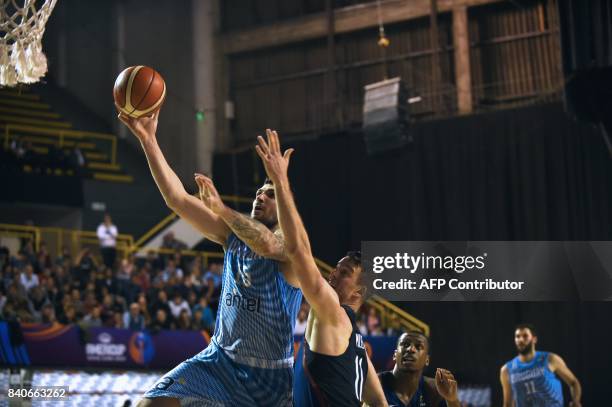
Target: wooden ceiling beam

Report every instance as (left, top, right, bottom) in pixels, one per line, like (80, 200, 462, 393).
(222, 0, 506, 54)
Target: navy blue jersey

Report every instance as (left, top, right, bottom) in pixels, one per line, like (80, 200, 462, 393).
(379, 372, 434, 407)
(506, 351, 563, 406)
(294, 305, 368, 406)
(211, 233, 302, 368)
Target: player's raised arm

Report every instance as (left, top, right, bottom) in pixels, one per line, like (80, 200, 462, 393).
(548, 353, 582, 407)
(194, 174, 287, 261)
(118, 112, 230, 246)
(500, 365, 514, 407)
(255, 129, 341, 320)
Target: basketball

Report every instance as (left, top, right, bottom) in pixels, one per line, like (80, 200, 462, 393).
(113, 65, 166, 118)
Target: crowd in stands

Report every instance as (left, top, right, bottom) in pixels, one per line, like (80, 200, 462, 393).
(0, 232, 396, 337)
(0, 139, 86, 174)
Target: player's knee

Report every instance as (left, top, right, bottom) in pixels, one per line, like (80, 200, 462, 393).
(136, 397, 180, 407)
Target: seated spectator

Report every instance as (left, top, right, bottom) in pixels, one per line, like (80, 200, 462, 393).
(28, 285, 48, 320)
(83, 305, 103, 328)
(123, 302, 145, 331)
(192, 297, 214, 333)
(55, 246, 72, 266)
(69, 288, 85, 316)
(294, 303, 309, 336)
(0, 287, 6, 317)
(149, 309, 173, 332)
(59, 304, 78, 325)
(3, 282, 33, 321)
(96, 267, 117, 297)
(203, 261, 222, 306)
(367, 307, 381, 334)
(162, 259, 183, 283)
(168, 293, 191, 320)
(176, 309, 192, 330)
(150, 290, 172, 319)
(20, 264, 39, 292)
(73, 248, 96, 289)
(161, 232, 188, 253)
(40, 303, 56, 324)
(35, 242, 52, 272)
(113, 311, 124, 328)
(116, 257, 134, 298)
(137, 294, 151, 325)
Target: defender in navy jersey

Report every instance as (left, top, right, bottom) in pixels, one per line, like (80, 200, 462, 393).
(378, 332, 460, 407)
(119, 114, 302, 406)
(254, 130, 387, 406)
(500, 324, 582, 407)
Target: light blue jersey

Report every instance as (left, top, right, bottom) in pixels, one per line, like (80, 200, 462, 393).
(144, 233, 302, 406)
(213, 233, 303, 367)
(506, 351, 563, 406)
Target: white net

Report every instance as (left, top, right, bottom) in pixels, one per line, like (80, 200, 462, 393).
(0, 0, 58, 87)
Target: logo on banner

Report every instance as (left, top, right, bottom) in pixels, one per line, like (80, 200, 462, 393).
(129, 332, 155, 365)
(86, 332, 127, 362)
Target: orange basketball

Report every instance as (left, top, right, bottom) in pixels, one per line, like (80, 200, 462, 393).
(113, 66, 166, 118)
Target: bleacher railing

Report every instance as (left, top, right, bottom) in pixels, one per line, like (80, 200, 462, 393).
(2, 123, 117, 165)
(0, 223, 133, 261)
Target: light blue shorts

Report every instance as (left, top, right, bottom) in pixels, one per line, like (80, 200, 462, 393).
(143, 342, 293, 406)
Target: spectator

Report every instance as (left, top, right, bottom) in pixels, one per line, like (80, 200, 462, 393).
(176, 309, 192, 330)
(0, 287, 7, 317)
(192, 297, 214, 333)
(28, 285, 48, 320)
(161, 259, 183, 283)
(161, 232, 188, 252)
(96, 213, 118, 268)
(73, 248, 96, 289)
(40, 303, 56, 324)
(168, 293, 191, 320)
(113, 311, 124, 328)
(149, 309, 172, 332)
(203, 261, 222, 306)
(59, 305, 78, 325)
(294, 303, 309, 336)
(150, 290, 171, 316)
(367, 307, 381, 334)
(123, 302, 145, 331)
(20, 264, 39, 292)
(55, 246, 71, 266)
(116, 257, 134, 299)
(83, 305, 103, 328)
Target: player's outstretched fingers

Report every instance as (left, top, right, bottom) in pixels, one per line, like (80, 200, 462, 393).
(266, 128, 280, 155)
(257, 135, 270, 155)
(255, 145, 267, 161)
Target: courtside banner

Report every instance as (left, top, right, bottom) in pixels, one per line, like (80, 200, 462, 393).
(362, 241, 612, 301)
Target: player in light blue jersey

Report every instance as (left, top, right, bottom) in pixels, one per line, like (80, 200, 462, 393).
(119, 112, 303, 406)
(500, 324, 582, 407)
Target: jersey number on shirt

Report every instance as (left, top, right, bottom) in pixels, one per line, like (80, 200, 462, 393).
(524, 380, 537, 395)
(354, 355, 364, 401)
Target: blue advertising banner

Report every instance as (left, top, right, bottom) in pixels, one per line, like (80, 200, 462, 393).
(1, 322, 399, 371)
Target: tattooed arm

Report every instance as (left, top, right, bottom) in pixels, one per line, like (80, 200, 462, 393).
(220, 208, 287, 261)
(194, 174, 287, 261)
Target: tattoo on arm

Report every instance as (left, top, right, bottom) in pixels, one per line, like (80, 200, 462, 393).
(226, 210, 285, 259)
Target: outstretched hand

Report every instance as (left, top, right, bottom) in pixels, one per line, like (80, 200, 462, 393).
(435, 368, 458, 402)
(254, 129, 294, 185)
(194, 173, 226, 215)
(117, 110, 159, 144)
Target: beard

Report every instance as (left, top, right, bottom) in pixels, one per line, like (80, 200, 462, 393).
(516, 341, 534, 355)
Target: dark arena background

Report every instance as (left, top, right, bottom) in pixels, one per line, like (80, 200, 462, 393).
(1, 0, 612, 405)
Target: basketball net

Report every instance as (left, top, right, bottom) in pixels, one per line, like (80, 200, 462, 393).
(0, 0, 58, 87)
